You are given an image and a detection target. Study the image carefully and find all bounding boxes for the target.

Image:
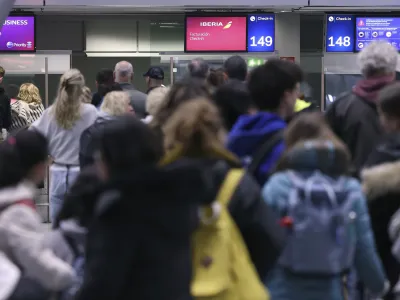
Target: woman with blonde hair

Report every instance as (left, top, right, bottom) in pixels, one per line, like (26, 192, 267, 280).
(9, 83, 44, 135)
(160, 94, 285, 283)
(80, 91, 133, 168)
(31, 69, 98, 222)
(80, 86, 92, 104)
(262, 112, 388, 300)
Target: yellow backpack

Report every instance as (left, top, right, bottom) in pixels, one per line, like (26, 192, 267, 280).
(191, 169, 270, 300)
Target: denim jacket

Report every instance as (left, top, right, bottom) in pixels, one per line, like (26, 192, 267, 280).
(262, 140, 388, 300)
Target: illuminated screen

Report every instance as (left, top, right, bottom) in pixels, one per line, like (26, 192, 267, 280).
(325, 15, 355, 52)
(185, 16, 247, 52)
(0, 16, 35, 52)
(356, 17, 400, 51)
(247, 14, 275, 52)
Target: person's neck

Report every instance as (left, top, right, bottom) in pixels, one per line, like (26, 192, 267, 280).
(116, 79, 130, 84)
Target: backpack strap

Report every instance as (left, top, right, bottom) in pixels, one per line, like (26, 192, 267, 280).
(216, 169, 245, 206)
(15, 199, 36, 210)
(247, 130, 284, 177)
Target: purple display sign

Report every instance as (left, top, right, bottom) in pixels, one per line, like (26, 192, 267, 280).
(0, 16, 35, 52)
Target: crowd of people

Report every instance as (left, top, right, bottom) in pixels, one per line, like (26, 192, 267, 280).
(0, 40, 400, 300)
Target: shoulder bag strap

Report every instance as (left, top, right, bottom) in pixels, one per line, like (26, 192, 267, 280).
(247, 130, 284, 177)
(216, 169, 245, 206)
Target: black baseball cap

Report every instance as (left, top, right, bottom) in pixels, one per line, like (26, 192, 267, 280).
(143, 67, 164, 80)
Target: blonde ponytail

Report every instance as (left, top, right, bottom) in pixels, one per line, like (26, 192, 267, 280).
(163, 98, 226, 154)
(53, 69, 85, 129)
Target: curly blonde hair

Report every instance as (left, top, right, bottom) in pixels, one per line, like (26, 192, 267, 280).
(17, 83, 42, 104)
(100, 91, 130, 116)
(52, 69, 85, 129)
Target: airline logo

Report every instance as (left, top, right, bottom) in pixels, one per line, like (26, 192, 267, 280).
(223, 21, 232, 29)
(200, 21, 232, 29)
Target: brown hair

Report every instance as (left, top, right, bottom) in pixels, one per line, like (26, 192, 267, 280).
(0, 66, 5, 78)
(163, 98, 235, 160)
(285, 112, 350, 157)
(151, 78, 211, 128)
(207, 68, 225, 88)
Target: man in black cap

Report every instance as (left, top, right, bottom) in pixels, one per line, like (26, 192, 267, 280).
(143, 67, 165, 94)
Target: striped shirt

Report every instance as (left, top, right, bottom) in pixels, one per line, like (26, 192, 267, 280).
(10, 100, 44, 133)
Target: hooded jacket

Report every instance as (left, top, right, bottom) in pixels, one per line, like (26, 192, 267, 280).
(325, 76, 393, 175)
(76, 158, 285, 300)
(227, 112, 286, 185)
(0, 86, 11, 131)
(362, 133, 400, 299)
(0, 182, 74, 291)
(263, 140, 387, 300)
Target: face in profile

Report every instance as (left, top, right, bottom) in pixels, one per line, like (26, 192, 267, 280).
(126, 102, 134, 115)
(283, 82, 300, 117)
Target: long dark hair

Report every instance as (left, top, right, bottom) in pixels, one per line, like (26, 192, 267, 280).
(100, 116, 163, 176)
(0, 131, 48, 188)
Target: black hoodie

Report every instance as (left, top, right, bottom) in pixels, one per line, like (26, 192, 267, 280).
(77, 159, 284, 300)
(76, 161, 211, 300)
(0, 86, 11, 130)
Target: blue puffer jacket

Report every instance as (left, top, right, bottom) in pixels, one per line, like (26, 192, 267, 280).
(227, 112, 286, 185)
(262, 140, 388, 300)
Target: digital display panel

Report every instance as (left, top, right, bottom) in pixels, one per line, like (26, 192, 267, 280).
(247, 14, 275, 52)
(185, 16, 247, 52)
(356, 17, 400, 51)
(0, 16, 35, 52)
(325, 15, 355, 52)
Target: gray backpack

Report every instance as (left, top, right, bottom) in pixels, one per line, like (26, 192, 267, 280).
(278, 171, 358, 275)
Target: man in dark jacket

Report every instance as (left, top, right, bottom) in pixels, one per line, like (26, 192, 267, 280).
(326, 41, 398, 175)
(114, 61, 147, 119)
(0, 66, 11, 135)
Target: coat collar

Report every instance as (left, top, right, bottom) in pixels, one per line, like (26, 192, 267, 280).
(362, 161, 400, 200)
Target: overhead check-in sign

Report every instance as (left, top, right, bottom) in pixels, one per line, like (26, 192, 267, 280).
(310, 0, 398, 5)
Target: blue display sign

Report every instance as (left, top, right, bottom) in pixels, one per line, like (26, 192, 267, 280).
(247, 14, 275, 52)
(356, 17, 400, 51)
(325, 15, 355, 52)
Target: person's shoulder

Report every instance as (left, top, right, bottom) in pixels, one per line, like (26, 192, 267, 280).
(81, 103, 98, 116)
(130, 89, 147, 99)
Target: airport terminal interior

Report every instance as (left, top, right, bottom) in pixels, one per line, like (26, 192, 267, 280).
(2, 2, 400, 220)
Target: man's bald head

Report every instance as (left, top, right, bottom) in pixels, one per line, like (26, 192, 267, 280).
(114, 61, 134, 83)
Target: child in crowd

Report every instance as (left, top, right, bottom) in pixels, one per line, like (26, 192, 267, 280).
(0, 131, 74, 298)
(263, 112, 388, 300)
